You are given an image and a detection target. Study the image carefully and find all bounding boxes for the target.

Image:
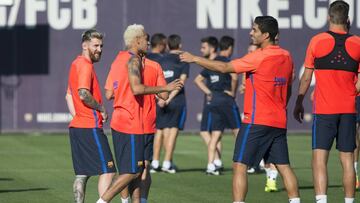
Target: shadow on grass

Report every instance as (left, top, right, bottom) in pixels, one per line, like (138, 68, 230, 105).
(0, 178, 14, 181)
(276, 184, 342, 192)
(0, 188, 49, 193)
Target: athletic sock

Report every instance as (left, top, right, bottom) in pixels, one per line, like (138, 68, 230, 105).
(345, 198, 354, 203)
(269, 169, 278, 180)
(315, 195, 327, 203)
(265, 167, 271, 177)
(207, 163, 216, 171)
(151, 160, 159, 168)
(121, 196, 130, 203)
(96, 198, 107, 203)
(289, 197, 300, 203)
(213, 159, 222, 167)
(355, 162, 358, 175)
(162, 160, 171, 169)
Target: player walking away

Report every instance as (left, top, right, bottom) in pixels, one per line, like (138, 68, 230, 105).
(294, 1, 360, 203)
(97, 24, 183, 203)
(65, 29, 116, 203)
(180, 16, 300, 203)
(194, 36, 223, 173)
(151, 34, 190, 174)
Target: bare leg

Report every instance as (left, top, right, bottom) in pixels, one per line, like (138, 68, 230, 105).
(73, 175, 89, 203)
(140, 160, 152, 201)
(339, 151, 355, 198)
(275, 164, 299, 198)
(152, 129, 163, 165)
(232, 128, 239, 138)
(232, 162, 248, 202)
(312, 149, 330, 196)
(208, 131, 222, 165)
(101, 173, 140, 202)
(163, 127, 179, 162)
(98, 173, 115, 196)
(120, 187, 130, 202)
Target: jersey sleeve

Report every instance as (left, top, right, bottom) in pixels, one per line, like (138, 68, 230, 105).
(78, 63, 93, 90)
(304, 37, 317, 69)
(156, 63, 167, 86)
(230, 51, 260, 73)
(200, 69, 208, 78)
(182, 63, 190, 77)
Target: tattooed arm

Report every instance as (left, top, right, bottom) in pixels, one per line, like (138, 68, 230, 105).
(78, 88, 108, 122)
(128, 56, 183, 95)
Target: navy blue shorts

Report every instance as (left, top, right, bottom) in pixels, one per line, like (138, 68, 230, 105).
(209, 102, 241, 131)
(69, 128, 116, 176)
(112, 129, 145, 174)
(312, 114, 356, 152)
(200, 104, 213, 132)
(144, 134, 154, 161)
(156, 103, 186, 130)
(233, 123, 290, 166)
(356, 96, 360, 123)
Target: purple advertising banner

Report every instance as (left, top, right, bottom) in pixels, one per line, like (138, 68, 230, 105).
(0, 0, 359, 132)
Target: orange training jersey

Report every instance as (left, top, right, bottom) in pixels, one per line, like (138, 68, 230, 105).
(142, 58, 167, 134)
(67, 56, 103, 128)
(230, 45, 293, 129)
(304, 28, 360, 114)
(105, 51, 144, 134)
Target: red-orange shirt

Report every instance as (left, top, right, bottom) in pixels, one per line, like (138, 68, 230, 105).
(67, 56, 103, 128)
(304, 28, 360, 114)
(105, 51, 144, 134)
(231, 45, 293, 129)
(142, 59, 167, 134)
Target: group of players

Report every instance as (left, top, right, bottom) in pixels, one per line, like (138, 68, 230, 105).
(65, 1, 359, 203)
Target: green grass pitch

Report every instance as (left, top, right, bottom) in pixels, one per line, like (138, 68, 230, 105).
(0, 133, 358, 202)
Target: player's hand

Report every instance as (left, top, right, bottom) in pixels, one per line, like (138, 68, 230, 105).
(179, 52, 196, 63)
(293, 103, 304, 123)
(166, 79, 183, 92)
(238, 84, 245, 94)
(224, 90, 234, 98)
(157, 99, 166, 108)
(206, 92, 212, 102)
(100, 106, 108, 123)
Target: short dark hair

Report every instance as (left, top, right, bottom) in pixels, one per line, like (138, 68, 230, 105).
(150, 33, 166, 48)
(201, 36, 218, 51)
(82, 29, 103, 42)
(254, 16, 278, 43)
(329, 0, 349, 25)
(219, 36, 234, 51)
(168, 34, 181, 50)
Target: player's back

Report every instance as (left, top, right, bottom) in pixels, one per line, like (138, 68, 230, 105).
(243, 46, 293, 129)
(68, 56, 103, 128)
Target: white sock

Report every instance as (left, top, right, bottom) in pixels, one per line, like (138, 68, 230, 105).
(96, 198, 107, 203)
(121, 196, 130, 203)
(140, 198, 147, 203)
(269, 169, 278, 180)
(354, 162, 358, 175)
(207, 163, 216, 171)
(315, 195, 327, 203)
(345, 198, 354, 203)
(259, 159, 265, 168)
(265, 167, 271, 177)
(152, 160, 159, 168)
(213, 159, 222, 167)
(162, 160, 171, 169)
(289, 197, 300, 203)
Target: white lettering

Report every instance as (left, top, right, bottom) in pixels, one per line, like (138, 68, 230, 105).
(304, 0, 327, 29)
(0, 7, 6, 26)
(226, 0, 237, 28)
(48, 0, 71, 30)
(196, 0, 224, 29)
(241, 0, 262, 29)
(25, 0, 46, 27)
(73, 0, 97, 29)
(7, 0, 20, 27)
(267, 0, 290, 28)
(36, 112, 73, 123)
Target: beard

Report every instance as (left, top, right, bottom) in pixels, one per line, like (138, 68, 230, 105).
(89, 51, 102, 63)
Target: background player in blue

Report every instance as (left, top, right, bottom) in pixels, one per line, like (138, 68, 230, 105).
(195, 36, 241, 175)
(147, 33, 167, 62)
(151, 34, 189, 173)
(194, 36, 223, 173)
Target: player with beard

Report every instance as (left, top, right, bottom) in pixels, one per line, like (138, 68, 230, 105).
(65, 29, 116, 203)
(97, 24, 183, 203)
